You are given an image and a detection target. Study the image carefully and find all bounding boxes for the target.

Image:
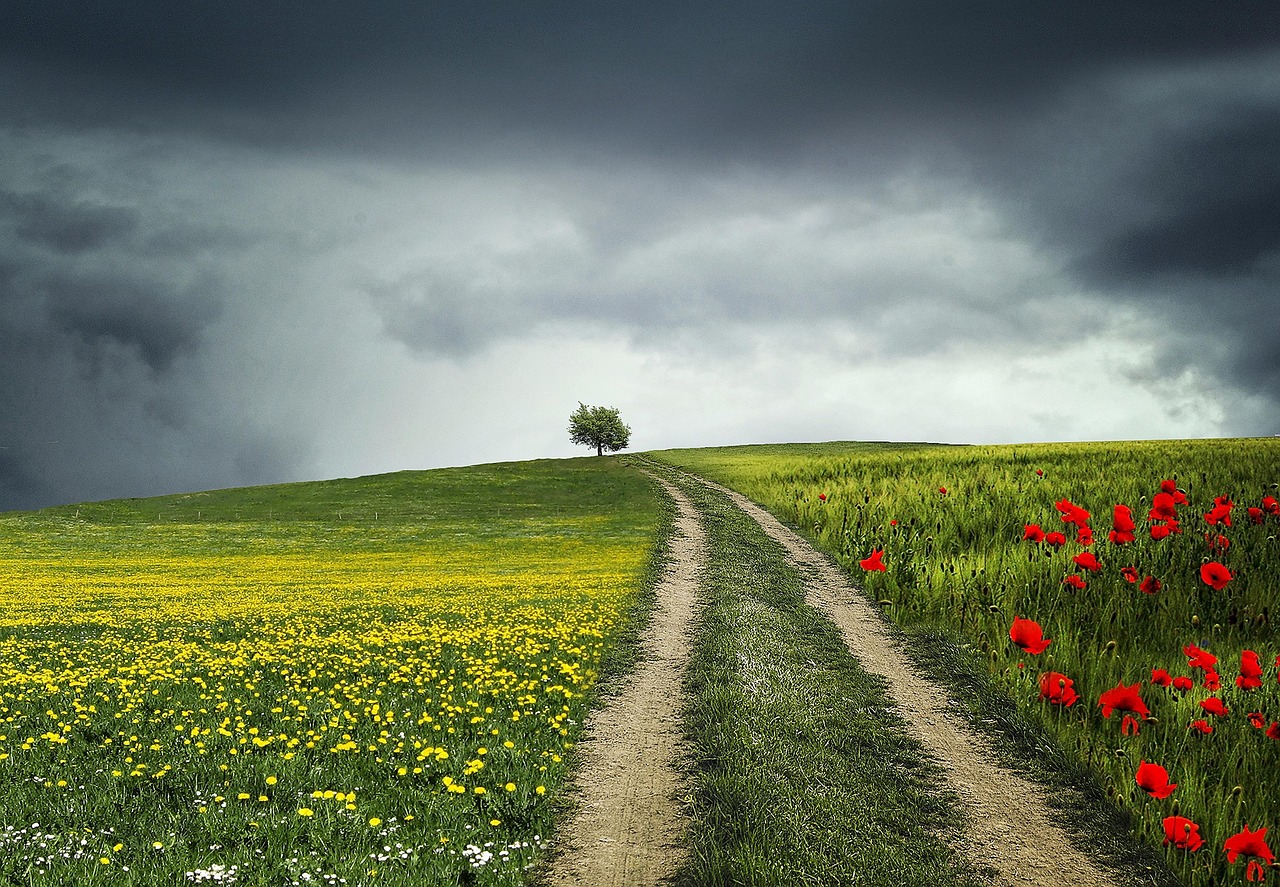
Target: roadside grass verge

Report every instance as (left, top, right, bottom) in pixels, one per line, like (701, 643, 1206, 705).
(0, 456, 662, 887)
(650, 439, 1279, 886)
(652, 464, 989, 887)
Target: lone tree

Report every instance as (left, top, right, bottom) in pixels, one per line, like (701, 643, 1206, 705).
(568, 402, 631, 456)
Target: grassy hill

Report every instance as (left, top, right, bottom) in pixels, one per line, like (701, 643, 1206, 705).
(0, 457, 664, 886)
(650, 437, 1280, 886)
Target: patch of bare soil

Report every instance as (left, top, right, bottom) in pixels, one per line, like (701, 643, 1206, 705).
(703, 476, 1120, 887)
(544, 474, 700, 886)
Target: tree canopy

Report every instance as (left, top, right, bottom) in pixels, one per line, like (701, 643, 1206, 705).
(568, 403, 631, 456)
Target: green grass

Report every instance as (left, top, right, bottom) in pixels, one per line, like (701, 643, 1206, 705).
(647, 462, 989, 886)
(0, 456, 664, 886)
(649, 438, 1280, 885)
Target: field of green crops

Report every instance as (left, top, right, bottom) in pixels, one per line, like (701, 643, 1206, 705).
(650, 438, 1280, 886)
(0, 459, 663, 887)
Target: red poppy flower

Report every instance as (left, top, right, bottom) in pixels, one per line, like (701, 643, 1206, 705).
(1172, 675, 1194, 692)
(1038, 671, 1078, 707)
(1010, 617, 1052, 655)
(1249, 711, 1267, 729)
(1112, 504, 1135, 533)
(1269, 722, 1280, 741)
(859, 549, 886, 572)
(889, 519, 898, 526)
(1023, 523, 1045, 542)
(1200, 561, 1233, 590)
(1150, 524, 1173, 541)
(1264, 495, 1280, 515)
(1158, 480, 1189, 505)
(1225, 825, 1274, 882)
(1062, 574, 1087, 590)
(1163, 815, 1205, 852)
(1110, 504, 1135, 543)
(1203, 669, 1222, 691)
(1205, 533, 1230, 552)
(1189, 719, 1213, 735)
(1070, 551, 1100, 572)
(1151, 668, 1173, 687)
(1120, 566, 1139, 583)
(1149, 492, 1178, 521)
(1184, 644, 1219, 670)
(1200, 697, 1229, 718)
(938, 486, 947, 495)
(1076, 526, 1094, 546)
(1044, 531, 1067, 547)
(818, 493, 827, 502)
(1239, 650, 1264, 690)
(1035, 468, 1044, 477)
(1135, 760, 1178, 798)
(1098, 682, 1150, 721)
(1055, 498, 1090, 527)
(1139, 575, 1162, 595)
(1205, 501, 1234, 527)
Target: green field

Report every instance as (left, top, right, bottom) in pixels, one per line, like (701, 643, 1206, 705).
(0, 459, 664, 886)
(5, 438, 1277, 886)
(650, 438, 1280, 885)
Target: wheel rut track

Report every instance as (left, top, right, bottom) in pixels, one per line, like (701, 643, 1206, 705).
(549, 463, 1121, 886)
(686, 469, 1120, 887)
(545, 473, 700, 886)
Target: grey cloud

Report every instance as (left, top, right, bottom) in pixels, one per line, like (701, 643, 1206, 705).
(1093, 185, 1280, 278)
(4, 2, 1279, 512)
(0, 171, 298, 509)
(368, 273, 529, 358)
(40, 273, 219, 374)
(138, 223, 259, 258)
(6, 2, 1277, 160)
(4, 189, 138, 253)
(1080, 111, 1280, 281)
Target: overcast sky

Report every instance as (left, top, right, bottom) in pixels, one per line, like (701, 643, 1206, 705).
(2, 2, 1278, 510)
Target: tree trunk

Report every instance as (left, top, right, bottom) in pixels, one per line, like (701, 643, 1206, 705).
(597, 443, 603, 456)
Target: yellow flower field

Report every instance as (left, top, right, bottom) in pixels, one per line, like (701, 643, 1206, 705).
(0, 461, 662, 885)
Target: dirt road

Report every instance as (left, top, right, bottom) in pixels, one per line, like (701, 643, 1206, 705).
(700, 474, 1119, 887)
(549, 465, 1120, 887)
(544, 474, 700, 886)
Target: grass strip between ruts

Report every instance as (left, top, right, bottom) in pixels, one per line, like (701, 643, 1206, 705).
(656, 464, 991, 887)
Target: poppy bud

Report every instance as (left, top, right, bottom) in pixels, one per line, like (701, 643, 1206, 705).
(1191, 615, 1200, 626)
(987, 604, 1000, 613)
(1105, 640, 1117, 652)
(878, 599, 893, 607)
(1231, 785, 1243, 798)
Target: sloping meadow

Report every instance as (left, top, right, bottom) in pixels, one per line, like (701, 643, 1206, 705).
(0, 459, 663, 886)
(650, 438, 1280, 886)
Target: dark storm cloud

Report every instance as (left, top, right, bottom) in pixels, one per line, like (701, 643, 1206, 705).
(4, 189, 138, 253)
(0, 169, 294, 510)
(1061, 104, 1280, 404)
(3, 1, 1279, 510)
(6, 1, 1277, 156)
(1081, 111, 1280, 280)
(40, 272, 217, 374)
